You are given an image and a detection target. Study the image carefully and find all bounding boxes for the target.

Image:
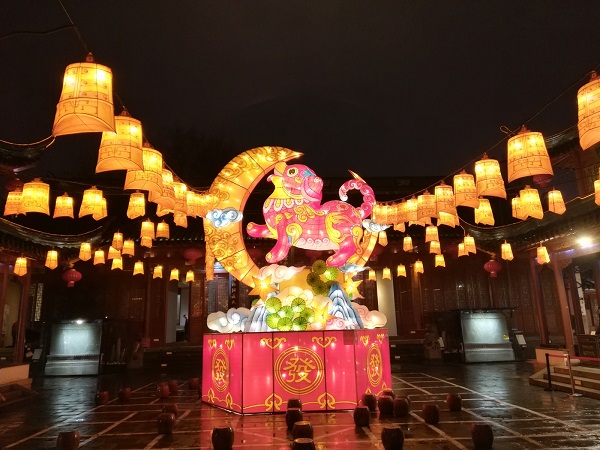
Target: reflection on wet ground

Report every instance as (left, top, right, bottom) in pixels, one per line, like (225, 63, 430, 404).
(1, 362, 599, 449)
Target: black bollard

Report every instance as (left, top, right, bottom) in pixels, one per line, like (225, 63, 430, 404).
(544, 352, 553, 392)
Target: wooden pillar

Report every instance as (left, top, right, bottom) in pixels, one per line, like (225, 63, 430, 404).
(143, 261, 152, 339)
(529, 258, 548, 344)
(0, 263, 9, 341)
(551, 257, 575, 355)
(13, 271, 31, 363)
(411, 268, 423, 330)
(566, 264, 585, 335)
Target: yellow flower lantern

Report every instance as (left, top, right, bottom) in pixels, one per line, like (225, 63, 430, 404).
(92, 198, 107, 220)
(501, 240, 514, 261)
(140, 219, 155, 239)
(112, 232, 123, 250)
(397, 264, 407, 277)
(453, 170, 479, 208)
(21, 178, 50, 215)
(107, 246, 121, 260)
(425, 225, 439, 243)
(156, 221, 170, 239)
(126, 192, 145, 219)
(93, 249, 105, 265)
(435, 254, 445, 267)
(148, 169, 176, 211)
(474, 153, 506, 198)
(578, 71, 600, 150)
(368, 269, 376, 281)
(382, 267, 391, 280)
(53, 193, 74, 218)
(79, 242, 92, 261)
(52, 53, 115, 136)
(507, 126, 553, 183)
(405, 197, 418, 222)
(111, 257, 123, 270)
(512, 196, 527, 220)
(45, 250, 58, 270)
(457, 242, 468, 257)
(186, 270, 195, 283)
(435, 181, 456, 215)
(429, 240, 441, 255)
(170, 268, 179, 281)
(537, 244, 550, 265)
(153, 265, 163, 279)
(122, 239, 135, 256)
(14, 257, 27, 276)
(133, 260, 144, 275)
(417, 191, 436, 221)
(547, 189, 566, 215)
(79, 186, 104, 218)
(4, 190, 22, 216)
(96, 110, 144, 173)
(474, 198, 495, 225)
(403, 236, 413, 252)
(464, 235, 476, 254)
(140, 236, 153, 248)
(414, 260, 424, 274)
(123, 145, 163, 195)
(519, 185, 543, 220)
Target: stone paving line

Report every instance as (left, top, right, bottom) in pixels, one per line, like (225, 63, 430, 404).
(1, 363, 600, 448)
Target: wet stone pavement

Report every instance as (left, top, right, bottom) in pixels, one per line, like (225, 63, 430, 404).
(1, 361, 600, 449)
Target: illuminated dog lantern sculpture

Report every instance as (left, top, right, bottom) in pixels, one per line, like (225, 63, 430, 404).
(247, 162, 375, 267)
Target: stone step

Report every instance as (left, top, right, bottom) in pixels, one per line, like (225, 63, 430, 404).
(530, 374, 600, 400)
(544, 371, 600, 391)
(0, 384, 36, 408)
(554, 365, 600, 382)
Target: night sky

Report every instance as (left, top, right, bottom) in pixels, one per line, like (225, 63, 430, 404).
(1, 1, 600, 183)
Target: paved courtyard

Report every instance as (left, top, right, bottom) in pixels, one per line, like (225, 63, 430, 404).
(1, 362, 600, 449)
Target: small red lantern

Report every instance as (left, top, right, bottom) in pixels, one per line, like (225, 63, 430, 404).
(532, 173, 553, 188)
(484, 259, 502, 278)
(183, 247, 204, 265)
(62, 268, 82, 287)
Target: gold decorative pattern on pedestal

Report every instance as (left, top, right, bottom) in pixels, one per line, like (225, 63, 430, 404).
(225, 338, 235, 350)
(312, 336, 337, 348)
(260, 337, 286, 349)
(317, 392, 336, 409)
(377, 333, 385, 344)
(212, 348, 229, 392)
(274, 346, 324, 395)
(207, 339, 217, 349)
(264, 393, 283, 412)
(360, 335, 370, 346)
(367, 344, 383, 387)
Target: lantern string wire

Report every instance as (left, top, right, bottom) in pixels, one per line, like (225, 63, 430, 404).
(0, 25, 77, 42)
(57, 0, 89, 54)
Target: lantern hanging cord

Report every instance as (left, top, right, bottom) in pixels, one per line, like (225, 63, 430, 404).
(0, 25, 77, 42)
(57, 0, 89, 54)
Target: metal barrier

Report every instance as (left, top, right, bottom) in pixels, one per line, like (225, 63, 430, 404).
(542, 351, 600, 397)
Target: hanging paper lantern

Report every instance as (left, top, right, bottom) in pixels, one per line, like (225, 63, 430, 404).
(79, 242, 92, 261)
(464, 235, 476, 254)
(532, 173, 553, 188)
(501, 241, 514, 261)
(454, 170, 479, 208)
(405, 197, 418, 222)
(172, 181, 188, 216)
(93, 249, 105, 265)
(378, 230, 388, 246)
(153, 265, 163, 279)
(53, 193, 74, 218)
(414, 260, 424, 274)
(425, 225, 439, 243)
(547, 189, 566, 215)
(519, 186, 543, 220)
(96, 110, 144, 173)
(126, 191, 145, 219)
(62, 268, 82, 287)
(133, 260, 144, 275)
(174, 213, 188, 228)
(382, 267, 391, 280)
(21, 178, 50, 215)
(394, 222, 406, 233)
(484, 259, 502, 278)
(4, 190, 22, 216)
(368, 269, 376, 281)
(507, 126, 553, 183)
(457, 242, 468, 257)
(474, 153, 506, 199)
(397, 264, 407, 277)
(512, 196, 527, 220)
(197, 192, 216, 218)
(148, 168, 177, 211)
(45, 250, 58, 270)
(183, 247, 204, 265)
(435, 254, 446, 267)
(92, 198, 107, 220)
(417, 191, 436, 221)
(578, 71, 600, 150)
(186, 270, 195, 283)
(107, 246, 121, 260)
(52, 53, 115, 136)
(437, 211, 457, 228)
(537, 245, 550, 265)
(435, 181, 456, 215)
(14, 257, 27, 276)
(123, 145, 163, 195)
(403, 236, 413, 252)
(156, 221, 170, 239)
(122, 239, 135, 256)
(140, 219, 155, 239)
(111, 257, 123, 270)
(140, 236, 153, 248)
(596, 179, 600, 206)
(474, 198, 495, 225)
(79, 186, 104, 218)
(170, 268, 179, 281)
(112, 232, 124, 250)
(429, 240, 441, 255)
(186, 191, 200, 217)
